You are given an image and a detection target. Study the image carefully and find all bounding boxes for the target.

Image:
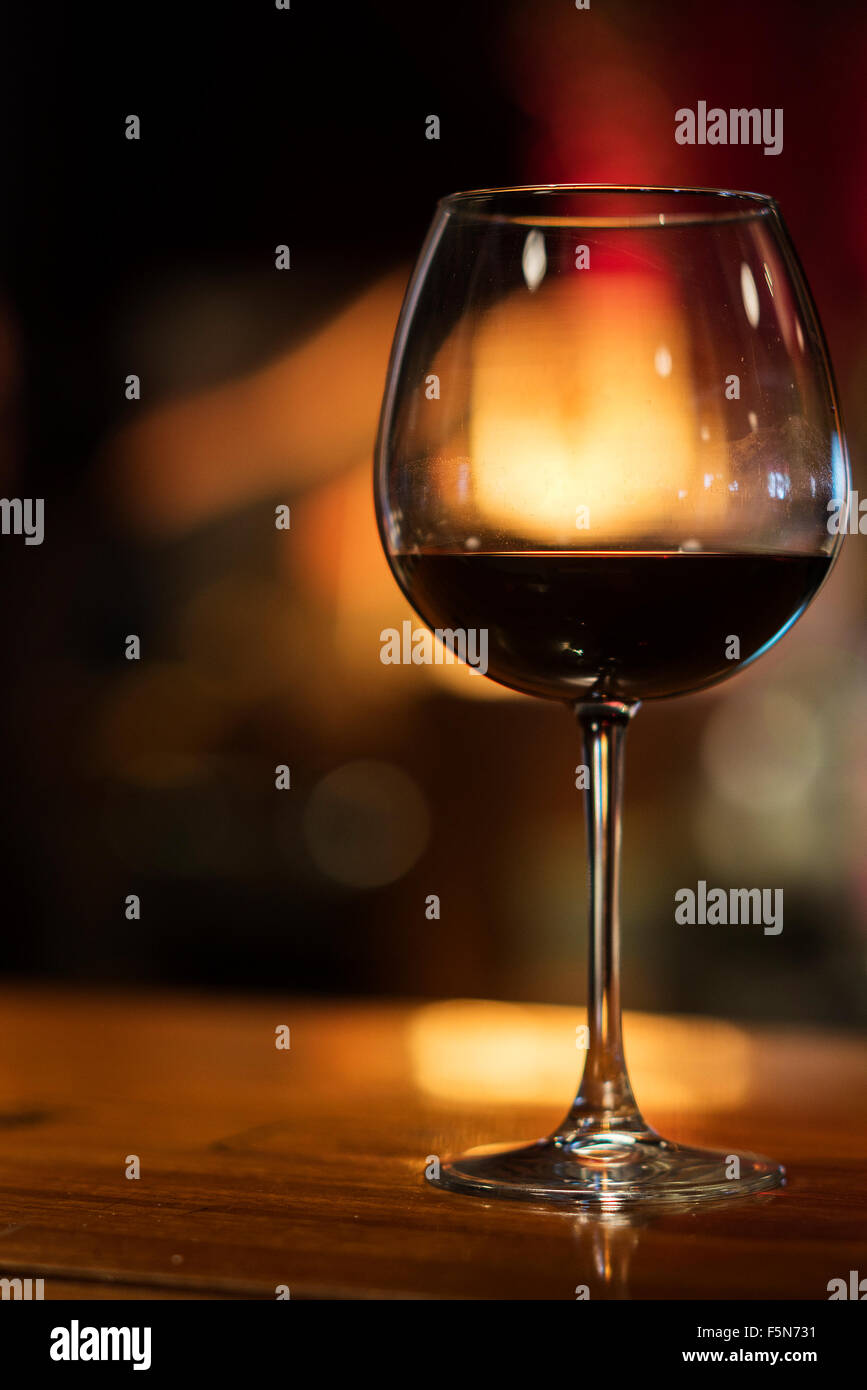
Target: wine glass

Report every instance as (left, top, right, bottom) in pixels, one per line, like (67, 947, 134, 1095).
(374, 186, 849, 1207)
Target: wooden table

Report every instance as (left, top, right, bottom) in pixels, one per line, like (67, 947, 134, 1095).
(0, 987, 863, 1299)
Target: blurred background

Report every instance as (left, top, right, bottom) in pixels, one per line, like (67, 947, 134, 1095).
(0, 0, 864, 1027)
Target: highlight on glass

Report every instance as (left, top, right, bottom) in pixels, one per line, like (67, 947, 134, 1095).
(375, 186, 849, 1207)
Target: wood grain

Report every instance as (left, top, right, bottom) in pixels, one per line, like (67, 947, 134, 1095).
(0, 987, 863, 1299)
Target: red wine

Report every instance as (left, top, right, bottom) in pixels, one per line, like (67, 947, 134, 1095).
(391, 550, 831, 701)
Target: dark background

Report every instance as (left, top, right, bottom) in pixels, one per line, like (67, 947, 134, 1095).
(0, 0, 864, 1025)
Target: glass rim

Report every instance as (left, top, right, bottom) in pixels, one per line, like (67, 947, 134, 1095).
(437, 184, 780, 227)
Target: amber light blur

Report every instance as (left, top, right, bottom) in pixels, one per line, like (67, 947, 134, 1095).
(407, 999, 750, 1111)
(102, 273, 408, 536)
(466, 265, 729, 542)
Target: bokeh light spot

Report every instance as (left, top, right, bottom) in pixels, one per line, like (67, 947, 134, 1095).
(302, 760, 430, 887)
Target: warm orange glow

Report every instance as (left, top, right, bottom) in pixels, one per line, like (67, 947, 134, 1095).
(467, 271, 730, 542)
(407, 998, 750, 1110)
(103, 272, 407, 535)
(294, 459, 516, 704)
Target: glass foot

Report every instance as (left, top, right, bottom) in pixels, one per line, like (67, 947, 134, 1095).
(428, 1130, 785, 1208)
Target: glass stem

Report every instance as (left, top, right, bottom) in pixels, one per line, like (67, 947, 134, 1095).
(557, 697, 647, 1143)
